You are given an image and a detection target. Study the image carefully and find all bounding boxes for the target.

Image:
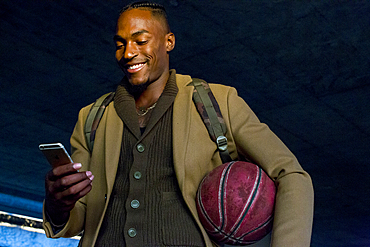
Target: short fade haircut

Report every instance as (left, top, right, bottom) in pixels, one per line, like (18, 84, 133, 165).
(120, 1, 171, 33)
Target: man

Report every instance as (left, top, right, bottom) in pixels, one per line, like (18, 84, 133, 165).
(43, 2, 314, 246)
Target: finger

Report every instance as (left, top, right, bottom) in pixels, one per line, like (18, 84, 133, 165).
(59, 176, 94, 202)
(46, 171, 92, 199)
(57, 171, 93, 189)
(46, 181, 93, 214)
(46, 164, 72, 182)
(51, 163, 82, 179)
(64, 179, 94, 202)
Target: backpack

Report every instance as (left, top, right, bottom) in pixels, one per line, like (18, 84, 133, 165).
(84, 78, 232, 163)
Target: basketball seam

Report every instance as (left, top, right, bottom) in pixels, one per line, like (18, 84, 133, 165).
(238, 215, 274, 239)
(197, 162, 236, 234)
(197, 179, 220, 233)
(221, 166, 262, 242)
(220, 161, 235, 231)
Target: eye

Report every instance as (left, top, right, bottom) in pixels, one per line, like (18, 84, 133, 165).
(136, 40, 148, 45)
(115, 39, 126, 50)
(116, 44, 124, 50)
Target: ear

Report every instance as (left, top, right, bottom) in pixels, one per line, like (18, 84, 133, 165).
(166, 32, 175, 52)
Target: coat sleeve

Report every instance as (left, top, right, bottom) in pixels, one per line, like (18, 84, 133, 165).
(43, 104, 93, 238)
(224, 87, 314, 247)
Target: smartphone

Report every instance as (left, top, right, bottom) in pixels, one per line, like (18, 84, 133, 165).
(39, 143, 73, 168)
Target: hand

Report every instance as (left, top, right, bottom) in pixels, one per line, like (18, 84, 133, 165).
(45, 162, 94, 225)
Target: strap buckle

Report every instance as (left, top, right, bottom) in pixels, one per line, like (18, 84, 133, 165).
(216, 136, 228, 151)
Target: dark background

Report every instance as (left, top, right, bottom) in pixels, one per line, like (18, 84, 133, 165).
(1, 1, 369, 246)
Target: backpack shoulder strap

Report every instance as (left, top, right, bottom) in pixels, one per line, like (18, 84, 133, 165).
(192, 78, 232, 163)
(84, 92, 115, 152)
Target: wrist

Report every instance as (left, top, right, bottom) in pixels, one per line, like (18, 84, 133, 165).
(45, 199, 70, 224)
(45, 210, 68, 234)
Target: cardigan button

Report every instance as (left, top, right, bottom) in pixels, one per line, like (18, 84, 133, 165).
(128, 228, 137, 237)
(136, 143, 145, 153)
(134, 171, 142, 179)
(131, 199, 140, 209)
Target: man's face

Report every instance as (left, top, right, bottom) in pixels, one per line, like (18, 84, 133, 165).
(114, 9, 174, 87)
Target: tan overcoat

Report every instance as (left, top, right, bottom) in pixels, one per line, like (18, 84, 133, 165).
(43, 73, 314, 247)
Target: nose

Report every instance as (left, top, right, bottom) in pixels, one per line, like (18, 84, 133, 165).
(124, 42, 137, 60)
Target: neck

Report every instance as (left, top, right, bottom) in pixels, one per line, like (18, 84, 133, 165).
(135, 70, 169, 109)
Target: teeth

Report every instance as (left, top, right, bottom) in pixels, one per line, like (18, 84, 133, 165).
(128, 63, 144, 70)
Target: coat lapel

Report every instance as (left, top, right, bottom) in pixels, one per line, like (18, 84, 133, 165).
(103, 104, 123, 195)
(172, 74, 193, 192)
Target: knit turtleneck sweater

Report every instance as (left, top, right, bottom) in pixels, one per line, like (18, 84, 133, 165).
(95, 70, 205, 246)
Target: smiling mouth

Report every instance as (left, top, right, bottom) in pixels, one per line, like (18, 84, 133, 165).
(125, 62, 146, 73)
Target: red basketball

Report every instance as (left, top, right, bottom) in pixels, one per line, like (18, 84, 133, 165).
(196, 161, 276, 245)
